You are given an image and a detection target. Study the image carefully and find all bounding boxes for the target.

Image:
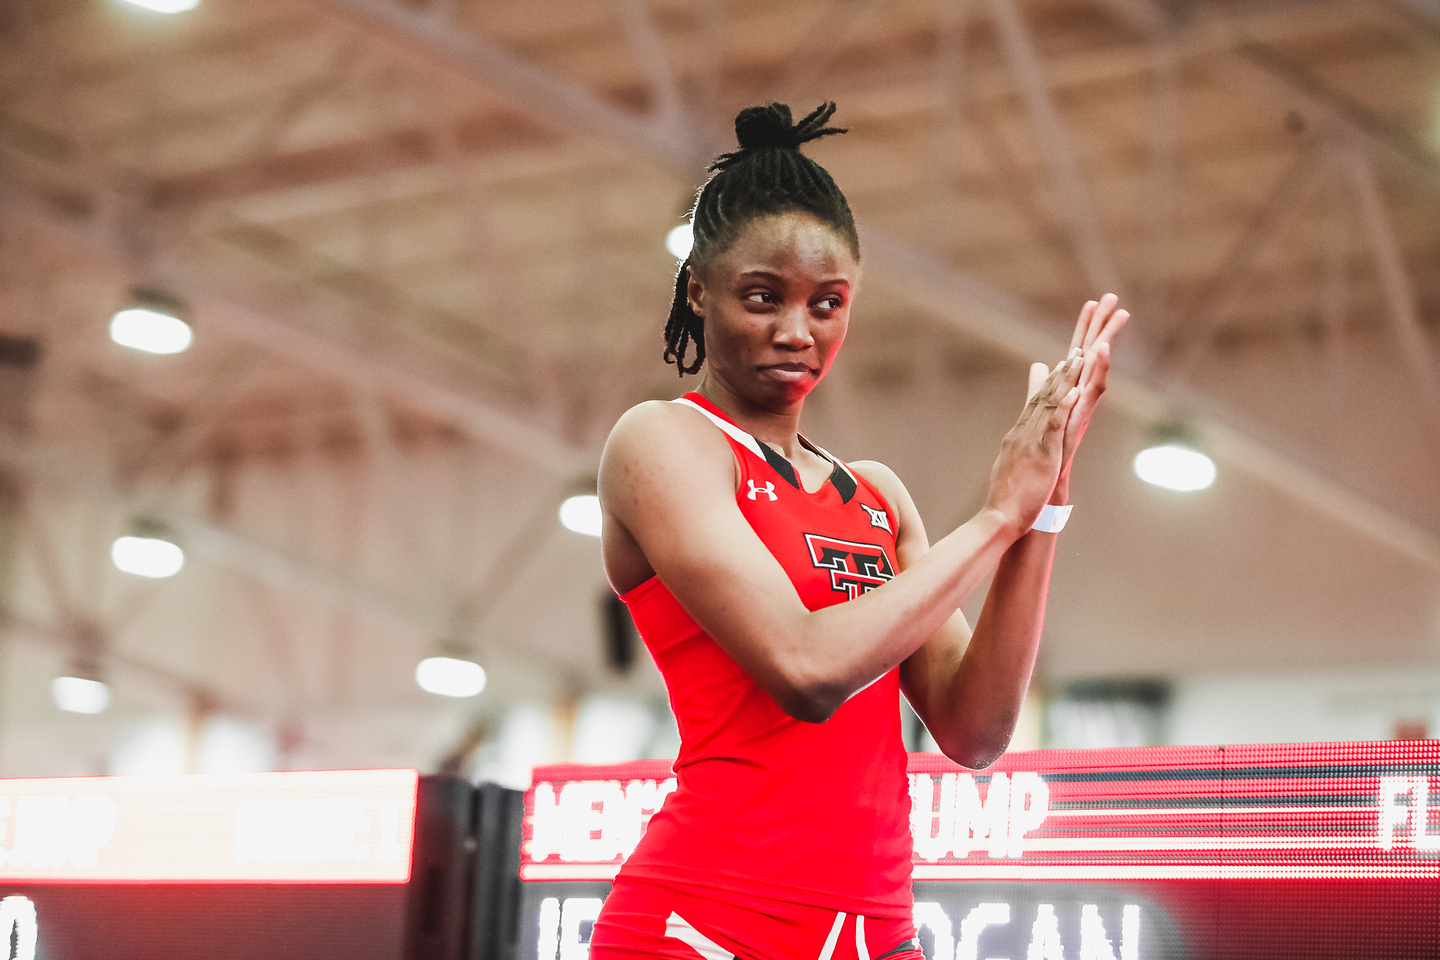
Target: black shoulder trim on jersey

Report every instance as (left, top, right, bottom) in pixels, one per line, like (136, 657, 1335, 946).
(756, 441, 800, 488)
(829, 463, 857, 503)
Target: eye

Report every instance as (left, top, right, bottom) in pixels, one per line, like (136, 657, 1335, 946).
(815, 295, 844, 311)
(745, 290, 776, 304)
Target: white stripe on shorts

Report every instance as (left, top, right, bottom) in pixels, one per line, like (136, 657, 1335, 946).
(664, 911, 732, 960)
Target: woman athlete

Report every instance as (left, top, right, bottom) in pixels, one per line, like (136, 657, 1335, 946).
(592, 103, 1127, 960)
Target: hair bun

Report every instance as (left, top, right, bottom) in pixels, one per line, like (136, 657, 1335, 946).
(711, 102, 847, 171)
(735, 103, 799, 150)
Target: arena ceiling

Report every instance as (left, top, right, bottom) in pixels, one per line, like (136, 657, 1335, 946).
(1, 0, 1438, 773)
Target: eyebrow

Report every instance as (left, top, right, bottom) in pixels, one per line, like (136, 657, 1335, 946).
(737, 269, 851, 288)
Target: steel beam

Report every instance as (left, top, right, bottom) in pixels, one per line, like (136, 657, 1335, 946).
(861, 231, 1440, 573)
(1157, 146, 1324, 383)
(303, 0, 699, 170)
(771, 0, 895, 103)
(1140, 33, 1179, 329)
(609, 0, 687, 131)
(11, 0, 1426, 572)
(1399, 0, 1440, 28)
(1, 610, 248, 717)
(122, 348, 266, 485)
(2, 191, 591, 479)
(0, 430, 446, 635)
(150, 2, 1361, 216)
(929, 0, 972, 258)
(293, 0, 1440, 572)
(986, 0, 1126, 297)
(1340, 148, 1440, 445)
(1089, 0, 1169, 36)
(1213, 42, 1440, 201)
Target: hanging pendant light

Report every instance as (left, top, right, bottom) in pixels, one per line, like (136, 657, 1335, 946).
(110, 288, 193, 355)
(1133, 423, 1216, 492)
(112, 518, 185, 578)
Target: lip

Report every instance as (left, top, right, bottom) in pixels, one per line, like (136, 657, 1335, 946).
(759, 362, 816, 381)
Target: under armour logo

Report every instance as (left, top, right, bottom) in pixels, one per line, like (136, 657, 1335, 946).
(861, 503, 892, 533)
(747, 480, 777, 501)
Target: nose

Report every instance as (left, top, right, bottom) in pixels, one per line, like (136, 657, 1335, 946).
(772, 305, 815, 351)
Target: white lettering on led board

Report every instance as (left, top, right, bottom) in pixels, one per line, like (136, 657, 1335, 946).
(914, 901, 1140, 960)
(0, 896, 37, 960)
(527, 779, 676, 863)
(530, 899, 1144, 960)
(234, 796, 409, 863)
(0, 795, 117, 869)
(527, 773, 1051, 864)
(1376, 776, 1440, 851)
(909, 772, 1049, 860)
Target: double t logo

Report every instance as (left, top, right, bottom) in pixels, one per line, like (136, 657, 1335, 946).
(803, 534, 895, 599)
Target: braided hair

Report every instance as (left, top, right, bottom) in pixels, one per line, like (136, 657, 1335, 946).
(664, 102, 859, 375)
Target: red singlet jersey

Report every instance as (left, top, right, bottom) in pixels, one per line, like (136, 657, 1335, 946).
(615, 393, 914, 918)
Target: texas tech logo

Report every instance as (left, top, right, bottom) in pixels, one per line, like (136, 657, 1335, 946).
(804, 534, 895, 599)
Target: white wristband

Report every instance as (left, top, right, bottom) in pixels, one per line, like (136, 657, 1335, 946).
(1032, 504, 1072, 533)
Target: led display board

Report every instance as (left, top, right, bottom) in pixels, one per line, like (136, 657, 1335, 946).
(519, 742, 1440, 960)
(0, 771, 517, 960)
(0, 768, 419, 883)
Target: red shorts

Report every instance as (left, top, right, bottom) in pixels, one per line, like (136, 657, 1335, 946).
(589, 876, 923, 960)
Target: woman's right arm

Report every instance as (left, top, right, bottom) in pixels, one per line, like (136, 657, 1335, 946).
(598, 357, 1082, 723)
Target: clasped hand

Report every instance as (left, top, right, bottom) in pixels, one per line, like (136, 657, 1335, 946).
(984, 293, 1128, 533)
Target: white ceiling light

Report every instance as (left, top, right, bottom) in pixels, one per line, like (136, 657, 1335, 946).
(112, 532, 185, 578)
(559, 494, 602, 537)
(666, 223, 694, 261)
(1133, 442, 1217, 492)
(115, 0, 201, 13)
(415, 656, 487, 698)
(52, 676, 111, 714)
(110, 307, 192, 354)
(110, 289, 192, 354)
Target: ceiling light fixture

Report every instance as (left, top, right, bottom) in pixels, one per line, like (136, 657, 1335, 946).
(559, 494, 602, 537)
(110, 288, 193, 355)
(112, 520, 185, 578)
(666, 223, 694, 261)
(415, 656, 487, 698)
(52, 675, 111, 714)
(115, 0, 201, 13)
(1133, 437, 1217, 493)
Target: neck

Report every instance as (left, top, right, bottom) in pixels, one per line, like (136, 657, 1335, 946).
(695, 375, 807, 458)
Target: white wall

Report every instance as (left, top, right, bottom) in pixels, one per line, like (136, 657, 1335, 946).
(1170, 667, 1440, 745)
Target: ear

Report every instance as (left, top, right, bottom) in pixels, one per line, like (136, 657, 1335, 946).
(685, 265, 705, 318)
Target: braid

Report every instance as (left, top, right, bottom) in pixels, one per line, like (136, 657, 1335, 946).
(663, 102, 858, 376)
(663, 256, 705, 375)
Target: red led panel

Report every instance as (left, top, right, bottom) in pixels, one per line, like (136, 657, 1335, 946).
(0, 769, 419, 883)
(520, 742, 1440, 882)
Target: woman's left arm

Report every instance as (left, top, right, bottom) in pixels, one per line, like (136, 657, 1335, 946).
(864, 295, 1126, 769)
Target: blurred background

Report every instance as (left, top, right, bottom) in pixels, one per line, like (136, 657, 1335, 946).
(0, 0, 1437, 786)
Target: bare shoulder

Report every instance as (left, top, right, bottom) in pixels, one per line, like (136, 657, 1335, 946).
(599, 399, 736, 492)
(849, 459, 928, 552)
(847, 459, 913, 513)
(605, 399, 730, 460)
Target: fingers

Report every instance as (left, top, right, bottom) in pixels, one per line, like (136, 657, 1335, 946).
(1060, 347, 1084, 391)
(1022, 352, 1081, 440)
(1058, 383, 1082, 421)
(1027, 362, 1049, 401)
(1028, 359, 1065, 406)
(1071, 293, 1125, 359)
(1083, 293, 1119, 352)
(1090, 304, 1128, 351)
(1069, 300, 1099, 352)
(1076, 304, 1127, 391)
